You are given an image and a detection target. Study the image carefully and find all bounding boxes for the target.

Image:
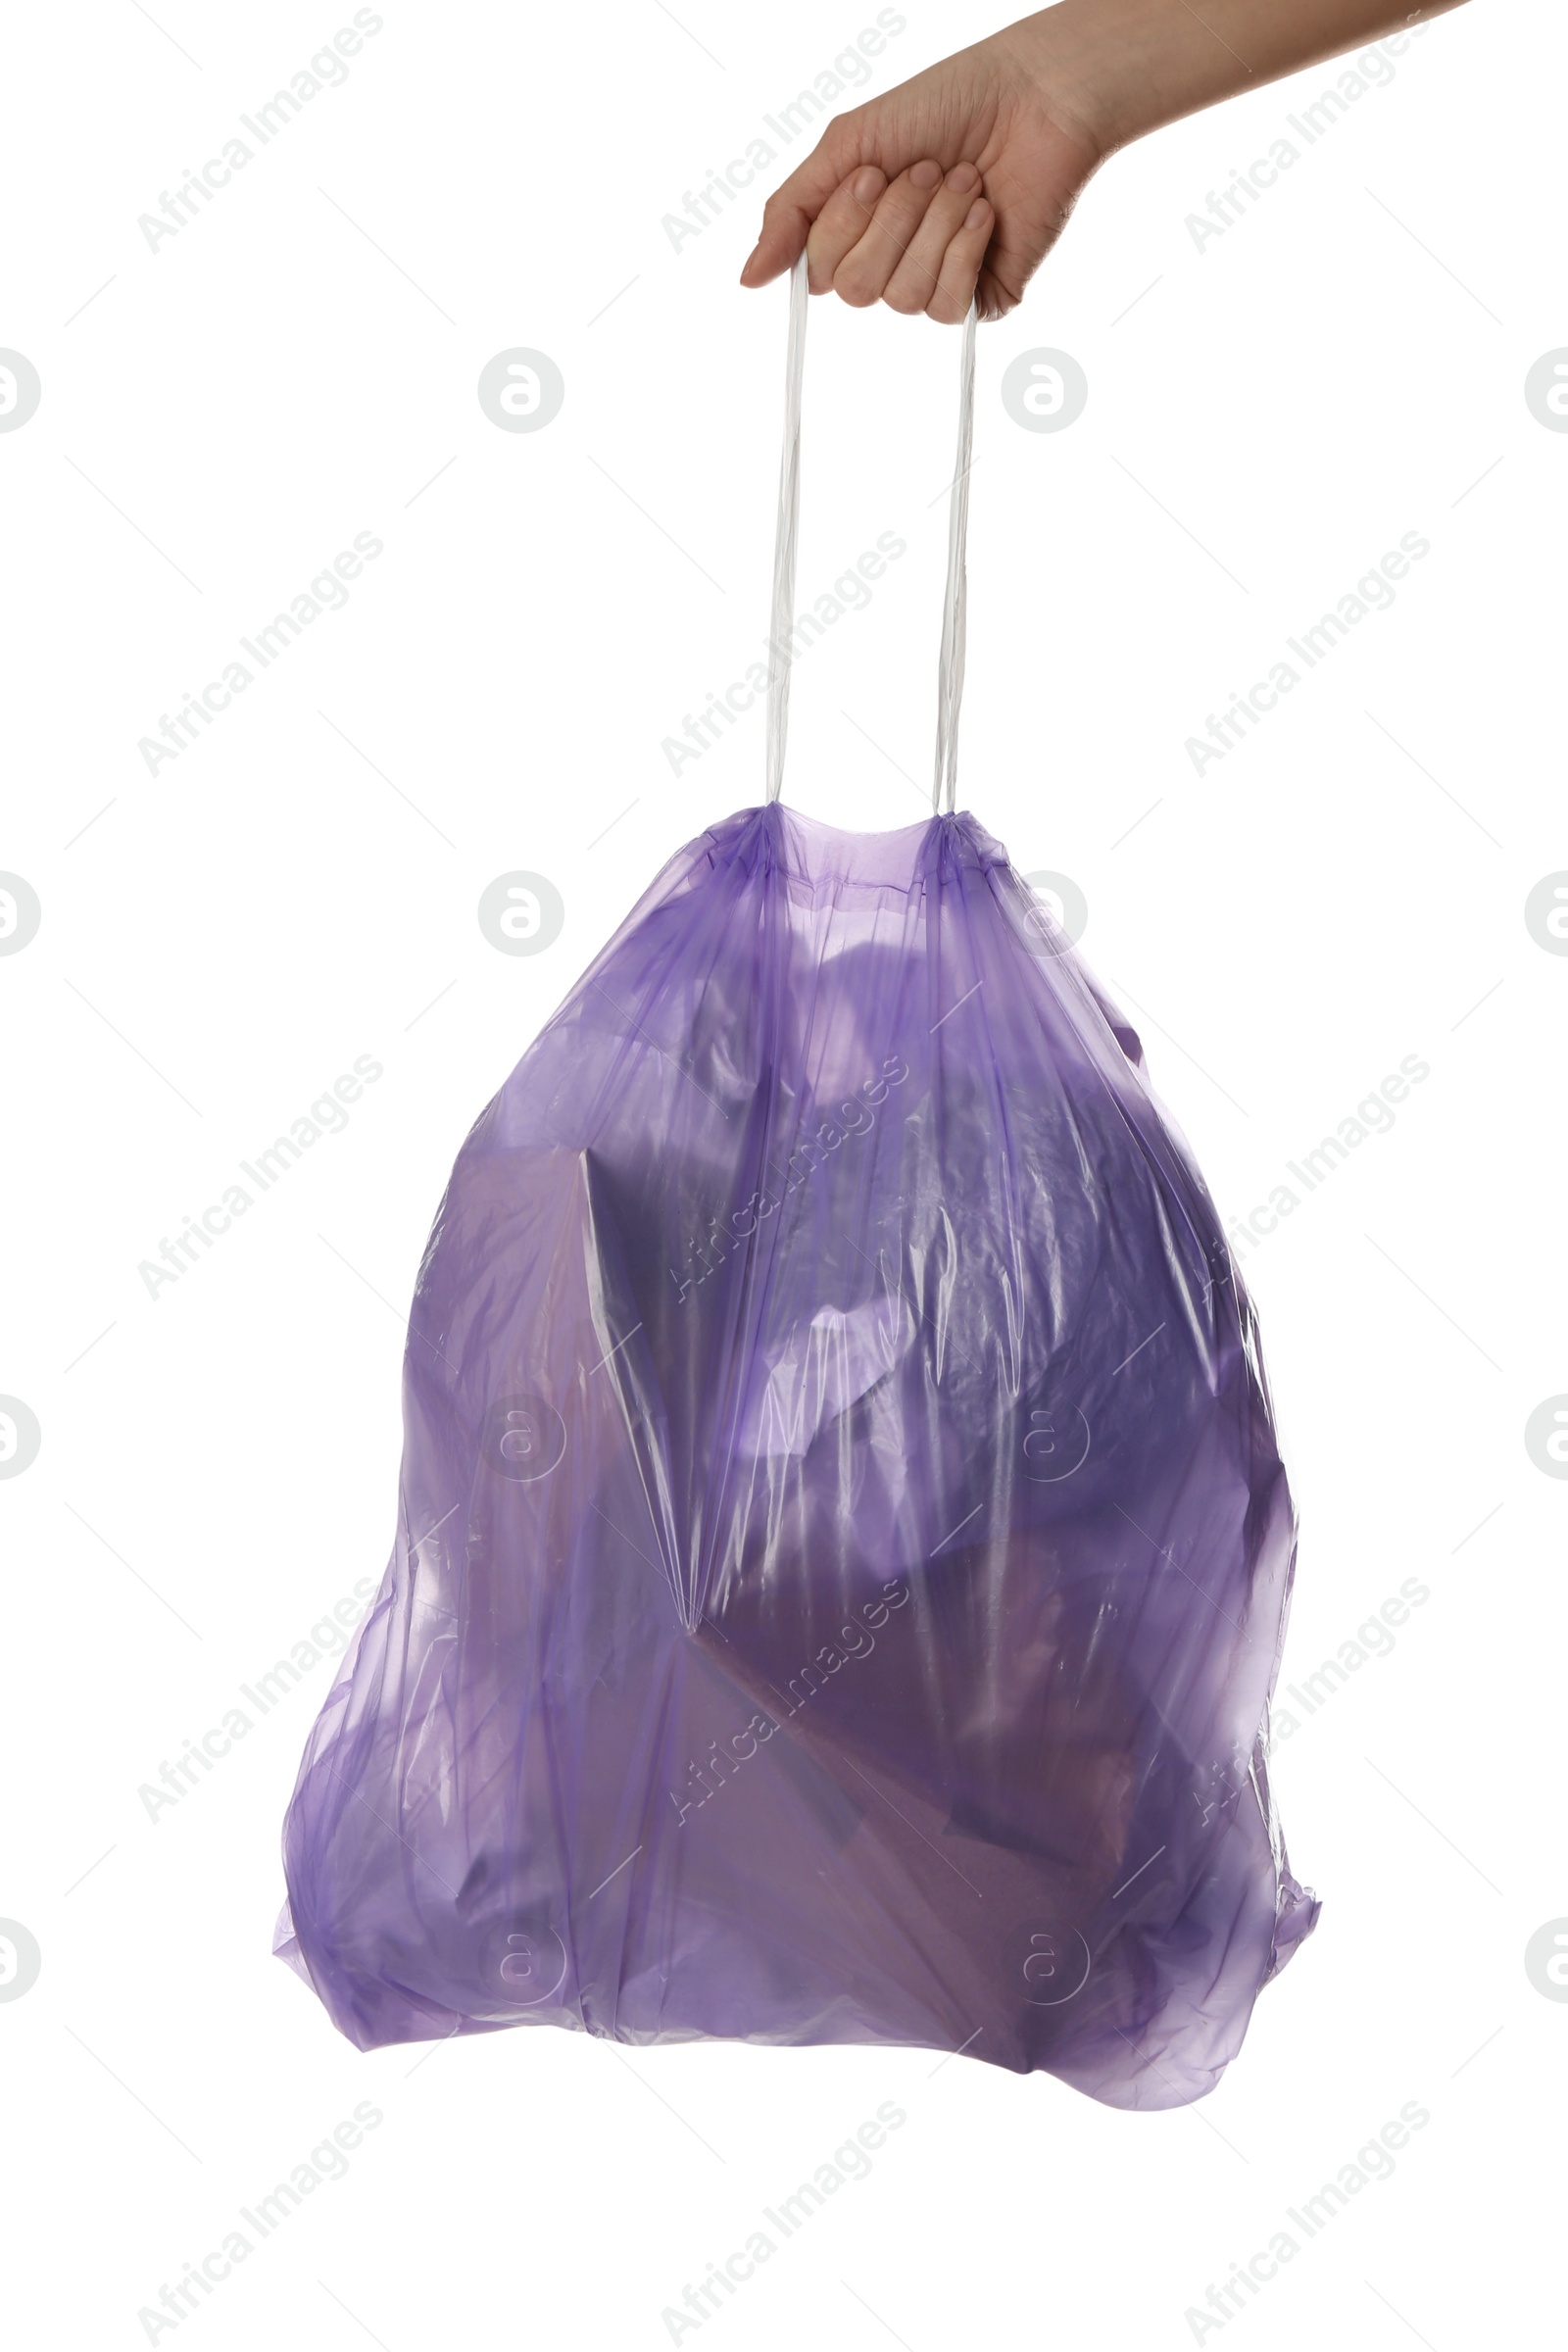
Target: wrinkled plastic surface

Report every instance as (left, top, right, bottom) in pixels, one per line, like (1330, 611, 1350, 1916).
(277, 802, 1318, 2106)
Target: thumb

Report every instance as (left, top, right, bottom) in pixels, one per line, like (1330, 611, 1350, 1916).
(739, 122, 867, 285)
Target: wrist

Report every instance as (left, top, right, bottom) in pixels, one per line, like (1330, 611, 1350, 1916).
(995, 0, 1468, 161)
(981, 6, 1127, 163)
(993, 0, 1250, 158)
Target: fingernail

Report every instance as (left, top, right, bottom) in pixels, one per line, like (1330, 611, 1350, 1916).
(946, 163, 979, 194)
(964, 199, 990, 231)
(852, 166, 883, 204)
(910, 159, 942, 191)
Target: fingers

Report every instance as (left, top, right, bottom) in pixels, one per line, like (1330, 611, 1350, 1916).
(742, 141, 997, 324)
(925, 195, 996, 324)
(805, 166, 888, 294)
(739, 132, 860, 287)
(832, 159, 947, 308)
(828, 160, 994, 321)
(881, 164, 992, 319)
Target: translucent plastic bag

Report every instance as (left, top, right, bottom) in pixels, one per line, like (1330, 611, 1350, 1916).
(276, 261, 1317, 2106)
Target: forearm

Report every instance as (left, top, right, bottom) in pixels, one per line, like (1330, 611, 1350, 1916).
(997, 0, 1472, 157)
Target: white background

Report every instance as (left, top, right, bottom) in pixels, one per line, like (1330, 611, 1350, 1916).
(2, 1, 1563, 2345)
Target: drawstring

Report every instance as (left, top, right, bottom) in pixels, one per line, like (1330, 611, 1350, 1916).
(763, 250, 977, 815)
(933, 300, 976, 817)
(763, 252, 808, 808)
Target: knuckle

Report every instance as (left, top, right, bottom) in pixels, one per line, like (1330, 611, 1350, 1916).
(833, 270, 879, 310)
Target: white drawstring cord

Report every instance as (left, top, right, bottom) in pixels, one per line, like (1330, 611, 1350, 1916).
(763, 250, 977, 815)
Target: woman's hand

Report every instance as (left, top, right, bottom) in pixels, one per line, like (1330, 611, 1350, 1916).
(738, 23, 1101, 324)
(739, 0, 1470, 323)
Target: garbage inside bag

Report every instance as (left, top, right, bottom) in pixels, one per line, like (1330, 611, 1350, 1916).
(275, 265, 1317, 2108)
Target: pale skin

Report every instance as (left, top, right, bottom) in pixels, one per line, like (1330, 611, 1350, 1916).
(739, 0, 1472, 322)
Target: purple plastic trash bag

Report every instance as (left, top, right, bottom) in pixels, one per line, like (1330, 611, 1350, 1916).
(276, 261, 1317, 2107)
